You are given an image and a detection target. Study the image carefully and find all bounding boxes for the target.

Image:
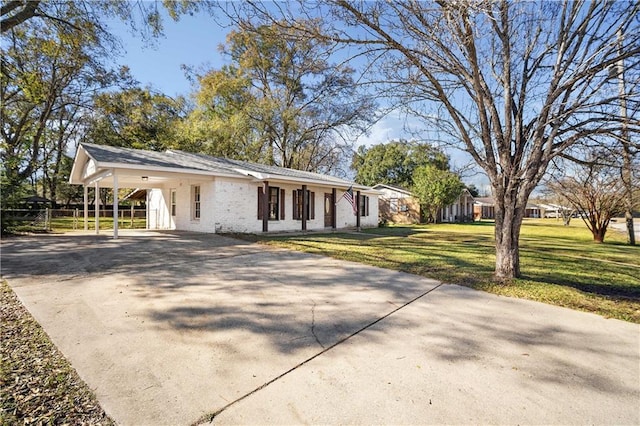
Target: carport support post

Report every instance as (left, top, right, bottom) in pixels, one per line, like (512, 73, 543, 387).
(94, 182, 100, 235)
(301, 184, 307, 231)
(262, 181, 269, 233)
(83, 185, 88, 231)
(113, 172, 118, 239)
(356, 190, 361, 231)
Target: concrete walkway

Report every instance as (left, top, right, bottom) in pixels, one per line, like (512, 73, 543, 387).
(610, 218, 640, 241)
(1, 231, 638, 425)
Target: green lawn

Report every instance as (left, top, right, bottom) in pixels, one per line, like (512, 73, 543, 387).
(49, 216, 147, 231)
(256, 219, 640, 323)
(2, 215, 146, 234)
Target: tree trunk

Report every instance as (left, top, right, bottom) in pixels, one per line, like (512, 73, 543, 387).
(617, 29, 636, 246)
(494, 199, 525, 280)
(593, 227, 606, 243)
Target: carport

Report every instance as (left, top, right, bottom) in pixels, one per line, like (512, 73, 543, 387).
(69, 144, 216, 239)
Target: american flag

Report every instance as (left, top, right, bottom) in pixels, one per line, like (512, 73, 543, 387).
(341, 186, 358, 215)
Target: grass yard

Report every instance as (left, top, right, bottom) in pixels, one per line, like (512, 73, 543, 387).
(257, 219, 640, 323)
(2, 215, 146, 235)
(48, 216, 147, 231)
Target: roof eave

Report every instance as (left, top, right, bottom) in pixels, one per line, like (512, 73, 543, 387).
(246, 173, 369, 190)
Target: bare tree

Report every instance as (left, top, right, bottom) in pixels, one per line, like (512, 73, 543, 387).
(227, 0, 640, 279)
(616, 29, 638, 245)
(547, 154, 627, 243)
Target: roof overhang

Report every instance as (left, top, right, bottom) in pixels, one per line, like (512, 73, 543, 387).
(70, 144, 233, 188)
(243, 171, 372, 192)
(372, 184, 414, 196)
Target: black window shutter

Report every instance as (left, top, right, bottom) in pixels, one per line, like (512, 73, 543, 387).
(257, 187, 263, 219)
(292, 190, 298, 219)
(310, 192, 315, 219)
(280, 188, 285, 220)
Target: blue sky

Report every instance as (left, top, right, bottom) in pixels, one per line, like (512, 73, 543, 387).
(108, 12, 228, 98)
(108, 11, 489, 190)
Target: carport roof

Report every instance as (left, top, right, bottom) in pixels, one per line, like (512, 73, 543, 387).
(70, 143, 364, 189)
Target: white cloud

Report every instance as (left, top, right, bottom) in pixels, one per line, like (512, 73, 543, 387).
(353, 114, 405, 147)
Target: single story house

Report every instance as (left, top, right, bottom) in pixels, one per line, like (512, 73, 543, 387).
(373, 184, 421, 224)
(537, 203, 572, 218)
(70, 143, 378, 238)
(438, 189, 475, 223)
(473, 196, 545, 220)
(473, 197, 496, 220)
(375, 184, 475, 224)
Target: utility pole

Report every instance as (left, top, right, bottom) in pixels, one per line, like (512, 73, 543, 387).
(617, 29, 636, 246)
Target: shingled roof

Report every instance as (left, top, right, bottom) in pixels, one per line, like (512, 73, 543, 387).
(72, 143, 358, 188)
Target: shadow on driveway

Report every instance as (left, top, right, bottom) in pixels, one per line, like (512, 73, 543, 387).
(2, 231, 638, 425)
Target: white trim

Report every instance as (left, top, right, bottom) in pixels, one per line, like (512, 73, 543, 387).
(83, 185, 88, 231)
(113, 172, 119, 239)
(86, 169, 113, 185)
(94, 182, 100, 235)
(97, 162, 237, 178)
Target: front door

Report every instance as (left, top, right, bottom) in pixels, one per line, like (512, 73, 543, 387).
(324, 193, 334, 227)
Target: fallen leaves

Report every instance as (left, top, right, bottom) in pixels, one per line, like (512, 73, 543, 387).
(1, 281, 114, 425)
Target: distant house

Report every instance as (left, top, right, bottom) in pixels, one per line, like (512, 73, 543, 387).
(474, 197, 496, 220)
(21, 195, 52, 209)
(373, 184, 422, 224)
(375, 183, 475, 224)
(538, 203, 572, 218)
(70, 143, 378, 238)
(438, 189, 475, 223)
(473, 196, 545, 220)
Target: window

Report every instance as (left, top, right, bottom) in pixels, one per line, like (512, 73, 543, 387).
(359, 195, 369, 217)
(268, 187, 280, 220)
(293, 189, 315, 220)
(170, 189, 176, 216)
(390, 198, 398, 213)
(192, 185, 200, 220)
(257, 186, 285, 221)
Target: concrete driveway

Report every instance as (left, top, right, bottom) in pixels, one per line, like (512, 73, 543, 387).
(1, 231, 638, 425)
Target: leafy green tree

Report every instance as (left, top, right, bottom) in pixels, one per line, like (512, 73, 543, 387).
(352, 140, 449, 187)
(412, 165, 465, 223)
(1, 0, 212, 207)
(85, 88, 187, 152)
(1, 0, 208, 38)
(1, 12, 122, 207)
(178, 65, 263, 160)
(52, 155, 83, 208)
(186, 22, 375, 173)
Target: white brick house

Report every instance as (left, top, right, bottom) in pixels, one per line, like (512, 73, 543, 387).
(70, 144, 378, 238)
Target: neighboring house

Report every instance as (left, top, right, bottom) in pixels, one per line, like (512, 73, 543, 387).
(525, 204, 542, 218)
(438, 189, 475, 223)
(374, 183, 475, 224)
(70, 143, 378, 238)
(473, 196, 545, 220)
(474, 197, 496, 220)
(373, 184, 422, 224)
(538, 203, 572, 218)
